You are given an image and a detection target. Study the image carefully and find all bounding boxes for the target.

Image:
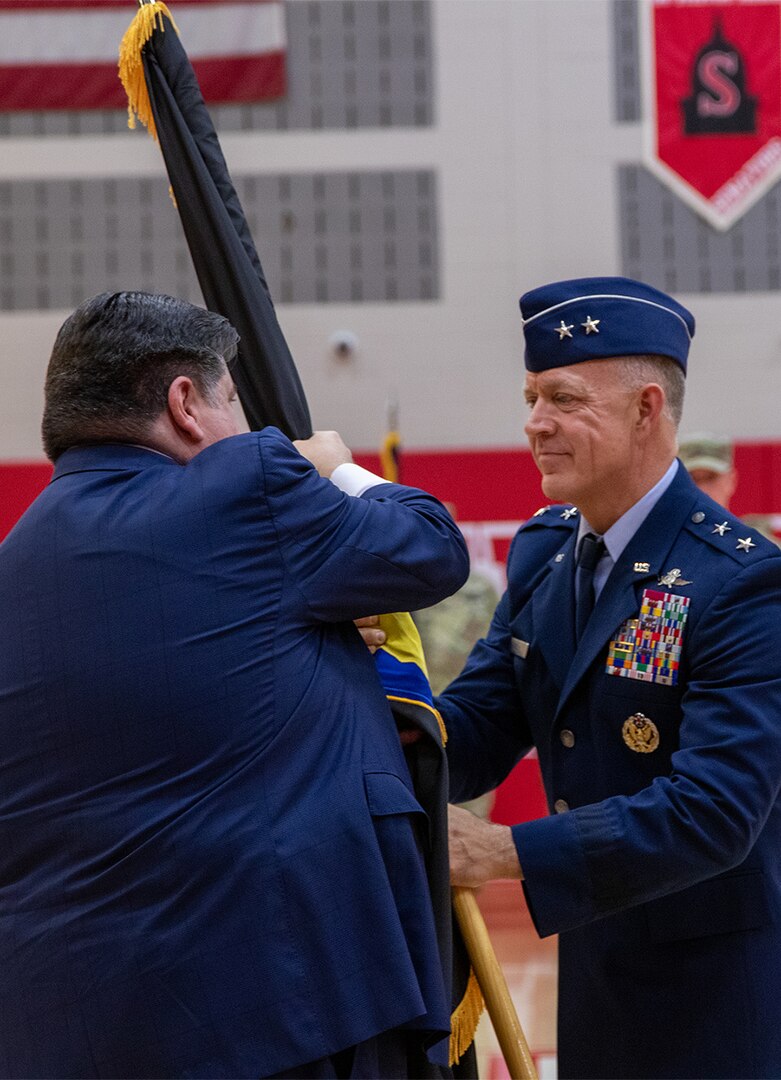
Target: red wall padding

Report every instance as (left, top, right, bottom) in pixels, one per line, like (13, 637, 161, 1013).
(353, 447, 548, 522)
(0, 462, 53, 541)
(4, 442, 781, 542)
(355, 441, 781, 521)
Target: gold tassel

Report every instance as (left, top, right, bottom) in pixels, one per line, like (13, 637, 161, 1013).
(449, 967, 485, 1066)
(433, 704, 448, 747)
(118, 1, 179, 143)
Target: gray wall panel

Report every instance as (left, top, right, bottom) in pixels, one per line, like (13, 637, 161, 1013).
(613, 0, 641, 123)
(0, 169, 439, 311)
(619, 164, 781, 293)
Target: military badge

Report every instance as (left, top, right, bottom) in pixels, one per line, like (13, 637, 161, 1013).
(606, 588, 690, 686)
(511, 637, 529, 659)
(622, 712, 660, 753)
(658, 568, 692, 587)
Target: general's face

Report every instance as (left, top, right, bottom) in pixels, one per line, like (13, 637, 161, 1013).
(523, 360, 640, 517)
(200, 368, 242, 446)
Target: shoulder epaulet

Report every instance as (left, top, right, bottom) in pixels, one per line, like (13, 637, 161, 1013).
(685, 507, 780, 563)
(521, 504, 580, 530)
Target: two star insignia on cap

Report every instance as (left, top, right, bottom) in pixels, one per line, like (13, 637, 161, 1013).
(554, 316, 600, 340)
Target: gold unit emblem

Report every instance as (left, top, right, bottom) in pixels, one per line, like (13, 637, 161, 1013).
(622, 713, 660, 753)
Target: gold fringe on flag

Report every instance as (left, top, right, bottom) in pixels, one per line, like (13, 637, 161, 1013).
(386, 694, 448, 748)
(118, 1, 179, 143)
(449, 967, 485, 1066)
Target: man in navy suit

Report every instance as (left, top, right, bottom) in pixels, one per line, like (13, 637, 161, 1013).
(440, 279, 781, 1078)
(0, 291, 469, 1079)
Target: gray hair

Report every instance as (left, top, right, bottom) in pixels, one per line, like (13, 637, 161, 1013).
(613, 355, 685, 428)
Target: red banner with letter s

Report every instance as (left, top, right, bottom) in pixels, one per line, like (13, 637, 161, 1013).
(643, 1, 781, 229)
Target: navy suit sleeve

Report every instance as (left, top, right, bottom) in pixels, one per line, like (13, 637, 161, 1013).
(516, 554, 781, 937)
(256, 428, 469, 620)
(439, 587, 533, 804)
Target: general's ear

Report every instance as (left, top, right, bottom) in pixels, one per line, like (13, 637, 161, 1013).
(167, 375, 205, 443)
(636, 383, 666, 428)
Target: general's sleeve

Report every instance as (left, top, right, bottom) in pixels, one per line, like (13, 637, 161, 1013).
(439, 587, 533, 804)
(256, 428, 469, 621)
(516, 553, 781, 938)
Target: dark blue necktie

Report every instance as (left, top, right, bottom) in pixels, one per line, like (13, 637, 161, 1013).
(576, 533, 606, 639)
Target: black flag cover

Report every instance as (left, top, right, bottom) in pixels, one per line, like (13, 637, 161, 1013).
(120, 1, 310, 438)
(119, 5, 480, 1073)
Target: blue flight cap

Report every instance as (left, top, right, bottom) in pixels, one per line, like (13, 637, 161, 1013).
(519, 276, 695, 374)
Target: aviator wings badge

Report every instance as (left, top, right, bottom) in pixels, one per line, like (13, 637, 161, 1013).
(658, 567, 692, 587)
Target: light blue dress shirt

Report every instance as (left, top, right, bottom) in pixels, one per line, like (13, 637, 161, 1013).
(577, 459, 679, 601)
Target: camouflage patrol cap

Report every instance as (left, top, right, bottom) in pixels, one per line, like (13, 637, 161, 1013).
(678, 432, 733, 474)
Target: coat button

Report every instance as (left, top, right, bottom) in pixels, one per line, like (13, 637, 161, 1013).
(559, 729, 575, 748)
(554, 798, 570, 813)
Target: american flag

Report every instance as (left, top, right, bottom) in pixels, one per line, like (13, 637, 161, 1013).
(0, 0, 285, 111)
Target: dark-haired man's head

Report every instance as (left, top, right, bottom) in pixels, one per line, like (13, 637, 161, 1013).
(42, 291, 240, 462)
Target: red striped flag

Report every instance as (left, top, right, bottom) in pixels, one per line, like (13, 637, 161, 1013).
(0, 0, 285, 111)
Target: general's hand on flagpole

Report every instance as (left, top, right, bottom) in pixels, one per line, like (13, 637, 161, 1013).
(448, 804, 524, 887)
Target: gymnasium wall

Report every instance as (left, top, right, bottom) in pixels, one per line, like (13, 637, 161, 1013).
(2, 0, 781, 469)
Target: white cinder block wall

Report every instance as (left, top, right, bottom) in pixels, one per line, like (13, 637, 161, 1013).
(1, 0, 778, 462)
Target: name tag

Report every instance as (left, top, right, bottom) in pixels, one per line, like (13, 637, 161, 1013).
(511, 637, 529, 659)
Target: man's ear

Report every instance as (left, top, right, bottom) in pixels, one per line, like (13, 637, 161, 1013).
(637, 383, 665, 430)
(167, 375, 205, 444)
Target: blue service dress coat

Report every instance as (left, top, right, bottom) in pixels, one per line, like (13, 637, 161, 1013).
(0, 428, 469, 1079)
(441, 464, 781, 1079)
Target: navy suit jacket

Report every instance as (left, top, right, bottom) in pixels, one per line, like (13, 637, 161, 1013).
(0, 429, 469, 1079)
(441, 464, 781, 1079)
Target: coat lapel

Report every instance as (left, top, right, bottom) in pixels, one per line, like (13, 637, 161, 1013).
(556, 468, 700, 715)
(531, 530, 579, 691)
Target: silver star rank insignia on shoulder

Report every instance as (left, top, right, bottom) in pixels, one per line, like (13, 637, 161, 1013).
(560, 507, 578, 520)
(713, 521, 731, 536)
(532, 506, 550, 517)
(658, 567, 692, 587)
(736, 536, 756, 552)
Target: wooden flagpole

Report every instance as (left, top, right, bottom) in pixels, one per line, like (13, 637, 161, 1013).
(452, 886, 538, 1080)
